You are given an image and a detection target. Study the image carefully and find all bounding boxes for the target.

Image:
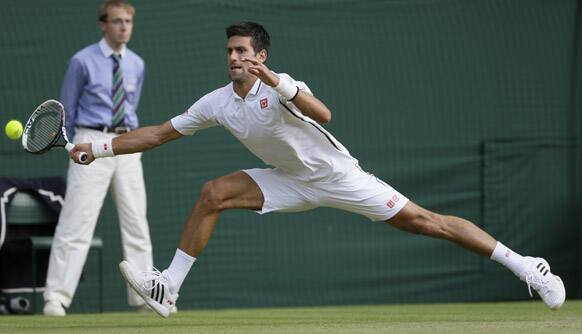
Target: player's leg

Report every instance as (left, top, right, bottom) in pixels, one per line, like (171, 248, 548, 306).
(178, 170, 264, 256)
(119, 170, 265, 317)
(44, 129, 115, 315)
(316, 166, 565, 310)
(387, 201, 565, 309)
(388, 201, 496, 256)
(110, 152, 153, 309)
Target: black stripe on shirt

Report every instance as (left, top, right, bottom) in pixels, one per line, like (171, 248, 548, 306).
(256, 80, 262, 94)
(278, 100, 340, 151)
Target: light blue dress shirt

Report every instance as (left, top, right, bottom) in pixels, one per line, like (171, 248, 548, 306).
(60, 38, 144, 139)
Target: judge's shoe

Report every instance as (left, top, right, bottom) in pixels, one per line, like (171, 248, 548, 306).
(43, 300, 66, 316)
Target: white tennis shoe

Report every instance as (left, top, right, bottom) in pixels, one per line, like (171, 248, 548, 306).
(43, 300, 66, 316)
(520, 257, 565, 309)
(119, 261, 178, 318)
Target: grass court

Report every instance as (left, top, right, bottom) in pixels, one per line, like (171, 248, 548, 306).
(2, 300, 581, 334)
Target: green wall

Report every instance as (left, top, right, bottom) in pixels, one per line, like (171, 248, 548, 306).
(0, 0, 580, 312)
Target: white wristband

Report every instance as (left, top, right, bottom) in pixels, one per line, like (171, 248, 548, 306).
(273, 78, 299, 101)
(91, 139, 115, 158)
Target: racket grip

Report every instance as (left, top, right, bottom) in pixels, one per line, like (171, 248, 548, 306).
(65, 142, 88, 164)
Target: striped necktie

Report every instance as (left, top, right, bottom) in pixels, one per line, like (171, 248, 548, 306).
(111, 54, 126, 127)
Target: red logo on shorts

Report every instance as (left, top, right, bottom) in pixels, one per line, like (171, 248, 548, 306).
(260, 98, 268, 109)
(387, 201, 394, 208)
(104, 143, 109, 151)
(392, 195, 400, 202)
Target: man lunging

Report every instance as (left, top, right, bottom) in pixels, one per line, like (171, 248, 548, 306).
(70, 22, 565, 318)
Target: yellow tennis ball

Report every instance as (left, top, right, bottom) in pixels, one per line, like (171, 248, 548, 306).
(5, 120, 23, 140)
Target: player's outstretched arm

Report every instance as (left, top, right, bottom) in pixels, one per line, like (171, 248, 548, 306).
(243, 57, 332, 124)
(112, 121, 182, 154)
(71, 121, 182, 164)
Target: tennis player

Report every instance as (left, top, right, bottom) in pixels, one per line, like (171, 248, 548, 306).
(71, 22, 565, 318)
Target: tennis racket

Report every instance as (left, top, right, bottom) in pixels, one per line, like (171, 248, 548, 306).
(22, 99, 88, 163)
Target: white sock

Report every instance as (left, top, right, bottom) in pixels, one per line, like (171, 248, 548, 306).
(490, 241, 528, 277)
(164, 248, 196, 294)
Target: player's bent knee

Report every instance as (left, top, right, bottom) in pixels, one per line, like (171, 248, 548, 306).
(199, 180, 227, 211)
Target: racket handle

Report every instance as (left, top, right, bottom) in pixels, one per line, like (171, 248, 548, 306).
(65, 142, 88, 164)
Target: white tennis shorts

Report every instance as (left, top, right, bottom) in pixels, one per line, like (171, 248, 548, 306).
(243, 166, 408, 221)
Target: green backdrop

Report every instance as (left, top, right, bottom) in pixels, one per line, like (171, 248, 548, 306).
(0, 0, 580, 313)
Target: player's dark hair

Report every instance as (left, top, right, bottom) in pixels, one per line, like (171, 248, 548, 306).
(226, 22, 270, 54)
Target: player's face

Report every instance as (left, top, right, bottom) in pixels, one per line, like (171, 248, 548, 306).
(100, 6, 134, 49)
(226, 36, 257, 83)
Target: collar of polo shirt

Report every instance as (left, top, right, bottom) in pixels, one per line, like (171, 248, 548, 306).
(232, 78, 263, 101)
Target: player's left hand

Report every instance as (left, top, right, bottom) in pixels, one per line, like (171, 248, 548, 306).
(242, 57, 279, 87)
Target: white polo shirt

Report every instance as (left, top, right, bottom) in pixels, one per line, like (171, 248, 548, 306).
(171, 73, 359, 182)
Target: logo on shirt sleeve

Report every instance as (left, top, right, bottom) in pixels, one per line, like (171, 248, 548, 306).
(260, 98, 268, 109)
(387, 195, 400, 208)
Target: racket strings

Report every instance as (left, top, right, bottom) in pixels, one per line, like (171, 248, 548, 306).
(25, 103, 63, 152)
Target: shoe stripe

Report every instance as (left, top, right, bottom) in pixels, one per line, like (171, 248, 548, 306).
(159, 285, 165, 305)
(154, 283, 161, 303)
(543, 269, 549, 276)
(150, 280, 155, 299)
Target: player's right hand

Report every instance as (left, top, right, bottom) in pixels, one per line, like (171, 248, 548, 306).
(71, 143, 95, 164)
